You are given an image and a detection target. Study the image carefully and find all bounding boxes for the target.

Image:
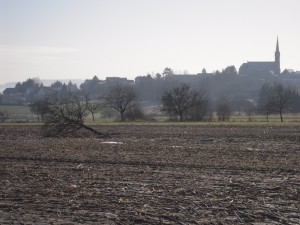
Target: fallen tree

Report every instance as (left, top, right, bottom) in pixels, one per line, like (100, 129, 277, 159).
(42, 90, 104, 137)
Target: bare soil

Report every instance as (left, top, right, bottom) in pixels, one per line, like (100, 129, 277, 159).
(0, 124, 299, 224)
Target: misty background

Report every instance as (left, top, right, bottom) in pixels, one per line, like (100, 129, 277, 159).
(1, 0, 300, 84)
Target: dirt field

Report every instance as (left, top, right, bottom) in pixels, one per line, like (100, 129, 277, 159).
(0, 124, 299, 224)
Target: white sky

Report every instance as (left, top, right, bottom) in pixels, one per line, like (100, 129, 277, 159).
(0, 0, 300, 84)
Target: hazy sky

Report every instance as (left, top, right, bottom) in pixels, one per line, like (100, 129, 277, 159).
(1, 0, 300, 84)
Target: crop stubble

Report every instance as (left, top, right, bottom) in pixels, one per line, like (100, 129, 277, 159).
(0, 125, 299, 224)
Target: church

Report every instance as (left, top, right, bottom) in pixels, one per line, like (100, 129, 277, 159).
(239, 38, 281, 76)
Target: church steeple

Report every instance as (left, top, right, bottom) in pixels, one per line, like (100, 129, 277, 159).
(276, 37, 279, 52)
(275, 36, 281, 75)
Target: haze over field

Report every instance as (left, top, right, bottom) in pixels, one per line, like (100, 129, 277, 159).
(1, 0, 300, 84)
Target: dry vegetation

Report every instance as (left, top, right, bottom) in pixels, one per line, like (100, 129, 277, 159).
(0, 124, 299, 224)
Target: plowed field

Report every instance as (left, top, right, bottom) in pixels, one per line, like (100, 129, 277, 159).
(0, 125, 299, 224)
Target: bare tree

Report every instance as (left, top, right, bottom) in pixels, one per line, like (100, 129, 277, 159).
(216, 103, 231, 122)
(124, 104, 147, 121)
(102, 83, 137, 122)
(258, 84, 275, 122)
(242, 100, 257, 122)
(42, 91, 104, 137)
(185, 101, 209, 121)
(87, 100, 101, 122)
(161, 83, 207, 121)
(258, 83, 291, 122)
(0, 111, 9, 122)
(81, 90, 101, 122)
(269, 84, 291, 122)
(29, 98, 50, 122)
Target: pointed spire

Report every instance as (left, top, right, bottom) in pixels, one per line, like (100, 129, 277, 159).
(276, 36, 279, 52)
(275, 36, 281, 75)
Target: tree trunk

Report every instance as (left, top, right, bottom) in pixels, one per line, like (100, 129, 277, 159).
(121, 111, 124, 122)
(266, 113, 269, 122)
(79, 123, 105, 136)
(62, 116, 105, 136)
(179, 112, 183, 122)
(91, 112, 95, 122)
(280, 111, 283, 122)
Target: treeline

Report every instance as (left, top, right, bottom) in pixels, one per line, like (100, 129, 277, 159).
(2, 66, 300, 122)
(27, 80, 300, 124)
(258, 84, 300, 122)
(161, 82, 300, 122)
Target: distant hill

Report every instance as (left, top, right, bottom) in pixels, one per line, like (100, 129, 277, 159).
(0, 79, 84, 93)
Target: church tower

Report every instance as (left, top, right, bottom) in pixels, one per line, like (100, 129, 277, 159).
(275, 37, 281, 75)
